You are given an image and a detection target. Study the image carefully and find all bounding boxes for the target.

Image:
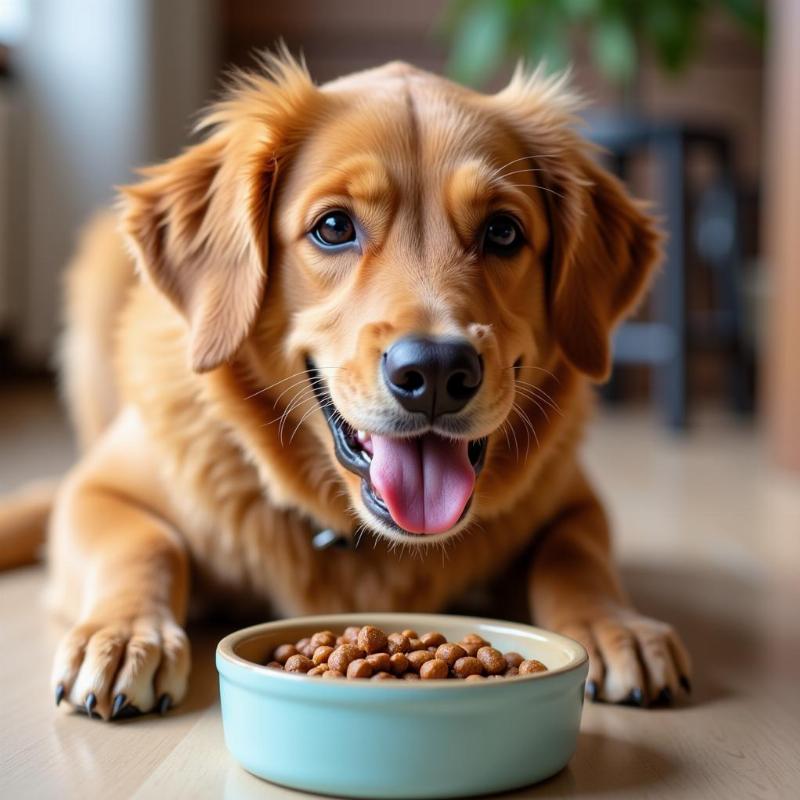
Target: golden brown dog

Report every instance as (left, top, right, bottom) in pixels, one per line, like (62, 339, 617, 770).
(0, 52, 690, 719)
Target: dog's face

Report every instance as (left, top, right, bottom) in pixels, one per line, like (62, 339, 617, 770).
(122, 56, 659, 545)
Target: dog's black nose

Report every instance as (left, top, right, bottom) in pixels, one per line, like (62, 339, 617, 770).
(382, 336, 483, 419)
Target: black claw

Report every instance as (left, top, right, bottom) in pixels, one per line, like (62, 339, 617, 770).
(624, 687, 645, 707)
(111, 693, 127, 719)
(116, 704, 143, 719)
(157, 693, 172, 716)
(586, 680, 598, 701)
(55, 684, 65, 707)
(656, 686, 673, 706)
(680, 675, 692, 694)
(84, 692, 97, 719)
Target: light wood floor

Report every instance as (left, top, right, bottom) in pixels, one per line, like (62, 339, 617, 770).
(1, 383, 798, 799)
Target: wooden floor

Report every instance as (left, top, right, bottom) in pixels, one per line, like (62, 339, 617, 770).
(1, 383, 799, 799)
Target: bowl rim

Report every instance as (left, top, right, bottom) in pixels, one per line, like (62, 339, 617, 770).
(217, 612, 588, 689)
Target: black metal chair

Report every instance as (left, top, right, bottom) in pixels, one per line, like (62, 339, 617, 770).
(588, 116, 751, 429)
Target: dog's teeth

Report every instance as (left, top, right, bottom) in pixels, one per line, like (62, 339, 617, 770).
(357, 430, 366, 440)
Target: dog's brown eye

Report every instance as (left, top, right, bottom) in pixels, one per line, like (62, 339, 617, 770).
(312, 211, 356, 248)
(483, 214, 523, 255)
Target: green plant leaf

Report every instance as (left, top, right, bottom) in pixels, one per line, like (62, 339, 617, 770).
(446, 0, 510, 87)
(562, 0, 600, 20)
(517, 2, 570, 74)
(719, 0, 766, 43)
(591, 11, 637, 83)
(641, 0, 702, 74)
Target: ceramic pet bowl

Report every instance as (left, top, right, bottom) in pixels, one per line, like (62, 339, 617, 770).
(217, 612, 588, 798)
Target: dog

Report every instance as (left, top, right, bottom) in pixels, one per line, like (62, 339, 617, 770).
(0, 51, 690, 720)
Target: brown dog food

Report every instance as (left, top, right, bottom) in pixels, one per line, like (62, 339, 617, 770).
(346, 658, 373, 679)
(265, 625, 548, 681)
(519, 659, 549, 675)
(476, 646, 507, 675)
(284, 654, 314, 673)
(419, 658, 449, 680)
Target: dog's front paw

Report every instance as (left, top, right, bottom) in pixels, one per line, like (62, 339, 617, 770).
(560, 610, 691, 706)
(51, 612, 190, 721)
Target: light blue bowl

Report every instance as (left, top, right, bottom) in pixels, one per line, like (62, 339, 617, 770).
(217, 613, 587, 798)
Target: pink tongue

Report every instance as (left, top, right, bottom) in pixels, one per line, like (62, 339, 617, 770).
(369, 434, 475, 534)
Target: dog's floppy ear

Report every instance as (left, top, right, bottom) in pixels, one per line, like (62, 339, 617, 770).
(119, 51, 314, 373)
(548, 153, 661, 381)
(494, 66, 661, 381)
(120, 131, 272, 372)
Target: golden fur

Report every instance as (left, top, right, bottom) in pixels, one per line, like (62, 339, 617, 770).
(0, 53, 690, 719)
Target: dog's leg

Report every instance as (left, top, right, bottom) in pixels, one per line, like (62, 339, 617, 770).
(48, 410, 191, 721)
(529, 477, 691, 706)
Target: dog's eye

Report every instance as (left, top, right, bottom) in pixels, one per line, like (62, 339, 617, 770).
(312, 211, 356, 248)
(483, 214, 523, 255)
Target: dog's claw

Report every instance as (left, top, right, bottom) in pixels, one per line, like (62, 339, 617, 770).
(84, 692, 97, 719)
(111, 693, 127, 719)
(116, 704, 143, 719)
(655, 686, 673, 706)
(157, 693, 172, 716)
(624, 687, 645, 707)
(585, 680, 598, 701)
(680, 675, 692, 694)
(55, 683, 65, 707)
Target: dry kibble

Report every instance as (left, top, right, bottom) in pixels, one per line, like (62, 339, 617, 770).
(358, 625, 389, 655)
(389, 652, 409, 675)
(310, 630, 337, 649)
(265, 626, 547, 682)
(421, 631, 447, 649)
(519, 659, 548, 675)
(477, 646, 507, 675)
(273, 644, 298, 664)
(504, 652, 524, 669)
(461, 633, 488, 657)
(435, 642, 467, 666)
(347, 658, 373, 679)
(420, 658, 449, 680)
(342, 626, 361, 643)
(386, 633, 411, 654)
(407, 650, 436, 672)
(453, 656, 484, 678)
(284, 654, 314, 673)
(366, 652, 391, 672)
(313, 645, 334, 665)
(327, 643, 364, 673)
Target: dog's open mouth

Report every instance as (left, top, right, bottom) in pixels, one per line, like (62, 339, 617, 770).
(307, 361, 487, 536)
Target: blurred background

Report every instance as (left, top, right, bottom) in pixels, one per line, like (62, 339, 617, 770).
(0, 0, 797, 481)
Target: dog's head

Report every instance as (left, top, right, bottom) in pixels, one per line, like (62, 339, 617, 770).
(121, 53, 659, 544)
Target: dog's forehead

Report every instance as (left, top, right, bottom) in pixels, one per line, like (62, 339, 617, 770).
(306, 64, 517, 178)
